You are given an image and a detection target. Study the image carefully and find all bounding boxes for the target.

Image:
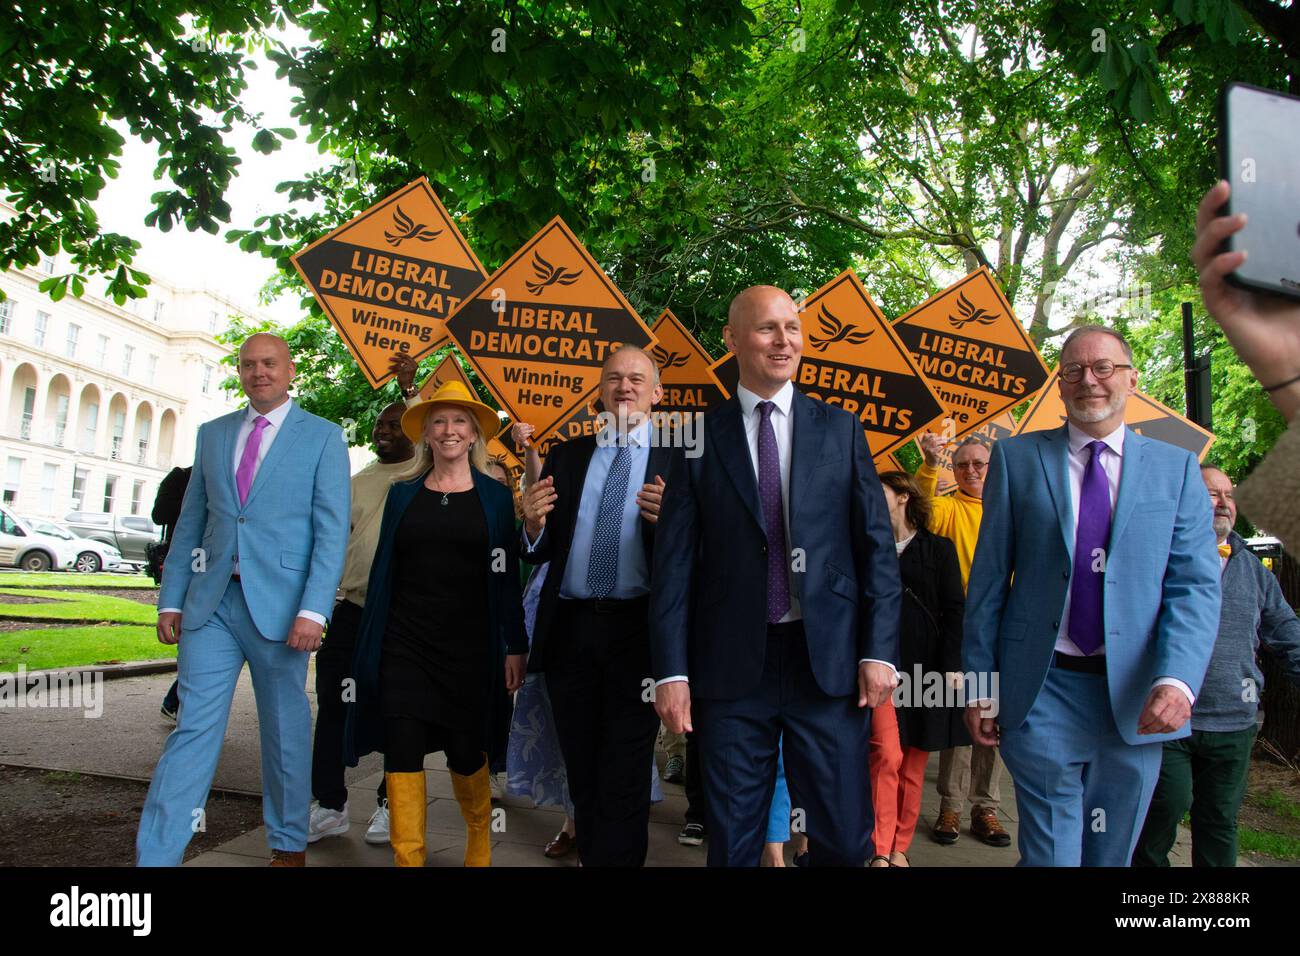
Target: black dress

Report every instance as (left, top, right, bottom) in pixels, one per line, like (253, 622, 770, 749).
(380, 486, 490, 735)
(895, 526, 972, 752)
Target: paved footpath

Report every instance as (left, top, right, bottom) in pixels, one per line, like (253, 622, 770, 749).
(0, 664, 1212, 867)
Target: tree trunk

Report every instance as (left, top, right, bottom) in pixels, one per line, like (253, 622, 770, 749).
(1260, 550, 1300, 762)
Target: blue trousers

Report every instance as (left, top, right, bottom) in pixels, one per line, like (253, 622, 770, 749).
(999, 665, 1163, 867)
(136, 579, 312, 866)
(766, 739, 790, 843)
(695, 624, 871, 867)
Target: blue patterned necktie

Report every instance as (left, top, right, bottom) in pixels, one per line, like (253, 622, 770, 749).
(1068, 440, 1111, 655)
(586, 442, 634, 599)
(757, 401, 791, 623)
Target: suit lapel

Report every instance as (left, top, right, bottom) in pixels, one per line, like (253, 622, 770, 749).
(564, 436, 597, 547)
(242, 403, 307, 510)
(787, 391, 821, 529)
(222, 412, 241, 505)
(713, 399, 765, 531)
(1037, 425, 1075, 559)
(1108, 427, 1147, 548)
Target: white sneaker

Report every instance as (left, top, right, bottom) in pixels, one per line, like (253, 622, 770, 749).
(307, 801, 350, 843)
(364, 801, 390, 845)
(490, 772, 505, 803)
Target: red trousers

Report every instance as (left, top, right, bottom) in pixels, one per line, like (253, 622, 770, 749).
(869, 697, 931, 856)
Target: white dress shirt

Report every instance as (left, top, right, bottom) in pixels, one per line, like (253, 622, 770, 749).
(657, 382, 894, 687)
(1056, 422, 1192, 704)
(162, 397, 325, 628)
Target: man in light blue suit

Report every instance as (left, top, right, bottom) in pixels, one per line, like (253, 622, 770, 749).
(963, 325, 1220, 867)
(137, 333, 350, 866)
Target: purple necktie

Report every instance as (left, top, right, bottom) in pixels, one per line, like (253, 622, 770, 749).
(1068, 440, 1111, 655)
(757, 402, 791, 623)
(236, 416, 270, 506)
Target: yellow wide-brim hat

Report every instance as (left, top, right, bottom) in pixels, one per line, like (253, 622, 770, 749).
(401, 380, 504, 445)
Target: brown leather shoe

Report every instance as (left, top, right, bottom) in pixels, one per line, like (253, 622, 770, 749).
(269, 849, 306, 867)
(932, 809, 960, 845)
(544, 830, 576, 859)
(971, 806, 1011, 847)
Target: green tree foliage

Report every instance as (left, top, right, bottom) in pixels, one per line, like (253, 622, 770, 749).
(0, 0, 303, 303)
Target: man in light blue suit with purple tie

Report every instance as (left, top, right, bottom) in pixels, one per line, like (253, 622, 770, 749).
(136, 333, 350, 866)
(963, 325, 1220, 867)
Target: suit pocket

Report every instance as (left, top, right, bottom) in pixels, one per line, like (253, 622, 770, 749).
(826, 563, 857, 602)
(280, 550, 310, 572)
(1000, 619, 1027, 642)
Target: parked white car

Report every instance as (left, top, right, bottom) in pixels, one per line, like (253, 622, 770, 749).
(0, 506, 79, 572)
(22, 517, 124, 573)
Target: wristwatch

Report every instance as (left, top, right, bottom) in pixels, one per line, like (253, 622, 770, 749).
(401, 384, 418, 398)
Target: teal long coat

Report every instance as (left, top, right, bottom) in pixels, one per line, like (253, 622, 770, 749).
(343, 468, 527, 767)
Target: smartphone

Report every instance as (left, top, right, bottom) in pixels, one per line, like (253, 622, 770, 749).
(1217, 82, 1300, 301)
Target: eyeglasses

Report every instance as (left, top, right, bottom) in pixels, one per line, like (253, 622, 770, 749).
(1060, 361, 1133, 384)
(953, 460, 988, 473)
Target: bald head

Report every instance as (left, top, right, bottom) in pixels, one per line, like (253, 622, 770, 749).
(723, 285, 802, 398)
(238, 332, 295, 413)
(727, 285, 797, 332)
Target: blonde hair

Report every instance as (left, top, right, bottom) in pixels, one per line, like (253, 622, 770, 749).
(395, 403, 491, 482)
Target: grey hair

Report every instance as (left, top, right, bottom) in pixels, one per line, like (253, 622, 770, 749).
(1060, 325, 1134, 364)
(604, 344, 660, 386)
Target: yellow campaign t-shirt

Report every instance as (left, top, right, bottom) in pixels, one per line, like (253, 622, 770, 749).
(338, 459, 413, 606)
(915, 462, 983, 592)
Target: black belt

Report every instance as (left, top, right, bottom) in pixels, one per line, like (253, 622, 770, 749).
(1053, 651, 1106, 675)
(559, 595, 649, 616)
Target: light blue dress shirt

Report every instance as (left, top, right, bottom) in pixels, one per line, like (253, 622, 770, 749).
(543, 420, 653, 600)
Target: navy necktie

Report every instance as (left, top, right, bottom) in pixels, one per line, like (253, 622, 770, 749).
(1068, 440, 1111, 655)
(587, 442, 634, 599)
(757, 402, 791, 623)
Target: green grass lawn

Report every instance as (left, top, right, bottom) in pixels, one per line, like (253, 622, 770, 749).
(1239, 828, 1300, 861)
(0, 625, 171, 671)
(0, 589, 156, 625)
(0, 572, 155, 589)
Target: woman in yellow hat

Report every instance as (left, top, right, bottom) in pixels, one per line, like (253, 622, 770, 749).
(344, 380, 527, 866)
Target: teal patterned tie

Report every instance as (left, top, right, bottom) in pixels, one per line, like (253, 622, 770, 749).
(586, 444, 634, 598)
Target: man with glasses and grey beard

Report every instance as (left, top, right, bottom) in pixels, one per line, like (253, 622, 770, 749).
(914, 432, 1010, 849)
(963, 325, 1220, 866)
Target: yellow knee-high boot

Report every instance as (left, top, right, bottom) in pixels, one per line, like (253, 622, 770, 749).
(385, 771, 427, 867)
(449, 760, 492, 867)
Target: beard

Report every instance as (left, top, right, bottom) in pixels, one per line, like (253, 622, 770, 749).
(1066, 388, 1127, 423)
(1213, 515, 1232, 540)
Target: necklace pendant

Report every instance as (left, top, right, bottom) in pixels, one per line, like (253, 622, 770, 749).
(441, 493, 450, 506)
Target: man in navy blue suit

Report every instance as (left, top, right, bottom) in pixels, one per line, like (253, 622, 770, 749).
(650, 285, 901, 866)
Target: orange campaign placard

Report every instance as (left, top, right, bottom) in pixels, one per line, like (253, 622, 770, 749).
(292, 178, 488, 387)
(648, 309, 728, 427)
(874, 452, 904, 474)
(415, 353, 523, 482)
(795, 270, 947, 459)
(443, 217, 657, 444)
(710, 350, 739, 399)
(1014, 367, 1215, 460)
(925, 411, 1017, 496)
(892, 267, 1049, 437)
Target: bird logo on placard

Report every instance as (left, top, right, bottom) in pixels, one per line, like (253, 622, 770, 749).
(524, 252, 583, 295)
(808, 304, 873, 352)
(384, 205, 442, 246)
(652, 346, 689, 370)
(947, 291, 997, 329)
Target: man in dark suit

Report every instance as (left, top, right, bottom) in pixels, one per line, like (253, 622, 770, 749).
(651, 286, 901, 866)
(520, 345, 681, 866)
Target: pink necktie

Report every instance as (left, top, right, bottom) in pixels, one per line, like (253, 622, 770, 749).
(236, 416, 270, 505)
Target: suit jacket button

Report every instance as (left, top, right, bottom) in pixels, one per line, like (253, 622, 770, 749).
(761, 545, 768, 554)
(238, 517, 246, 524)
(1062, 570, 1069, 579)
(1052, 620, 1060, 629)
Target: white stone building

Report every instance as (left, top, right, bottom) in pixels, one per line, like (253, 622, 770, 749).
(0, 206, 251, 521)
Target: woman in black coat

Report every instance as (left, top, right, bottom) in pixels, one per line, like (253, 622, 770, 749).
(869, 470, 969, 867)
